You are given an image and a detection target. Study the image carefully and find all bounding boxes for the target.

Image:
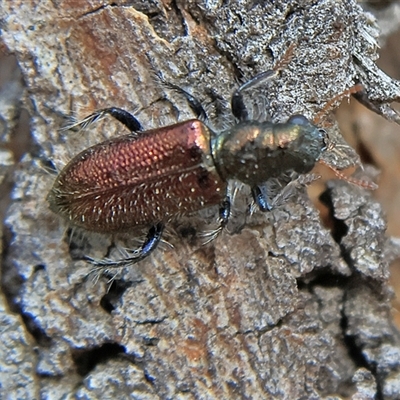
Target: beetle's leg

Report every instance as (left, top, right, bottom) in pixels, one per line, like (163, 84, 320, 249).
(201, 195, 231, 244)
(97, 108, 144, 132)
(269, 174, 321, 208)
(251, 174, 322, 212)
(231, 70, 278, 121)
(251, 184, 272, 212)
(83, 222, 164, 268)
(218, 196, 231, 228)
(64, 107, 144, 133)
(231, 44, 296, 121)
(168, 82, 208, 121)
(154, 72, 208, 120)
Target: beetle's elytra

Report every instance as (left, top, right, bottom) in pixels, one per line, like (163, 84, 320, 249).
(48, 119, 225, 233)
(48, 66, 368, 268)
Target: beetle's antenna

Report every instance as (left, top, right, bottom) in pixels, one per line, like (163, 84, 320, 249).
(313, 83, 364, 125)
(273, 43, 296, 71)
(318, 159, 378, 190)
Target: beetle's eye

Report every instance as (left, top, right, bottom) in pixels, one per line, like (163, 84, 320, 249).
(287, 115, 310, 125)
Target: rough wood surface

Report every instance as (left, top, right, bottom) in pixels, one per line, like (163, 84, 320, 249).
(1, 1, 400, 399)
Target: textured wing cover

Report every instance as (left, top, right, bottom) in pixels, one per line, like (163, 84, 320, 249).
(48, 120, 226, 232)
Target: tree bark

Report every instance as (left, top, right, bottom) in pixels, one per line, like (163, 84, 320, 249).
(1, 0, 400, 399)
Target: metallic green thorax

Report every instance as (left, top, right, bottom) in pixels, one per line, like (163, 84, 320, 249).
(211, 119, 325, 186)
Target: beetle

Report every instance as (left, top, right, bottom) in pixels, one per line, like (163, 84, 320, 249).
(47, 67, 369, 268)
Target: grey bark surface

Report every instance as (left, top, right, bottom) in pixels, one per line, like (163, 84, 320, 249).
(1, 1, 400, 399)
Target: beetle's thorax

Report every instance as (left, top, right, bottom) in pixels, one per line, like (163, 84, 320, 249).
(211, 119, 325, 186)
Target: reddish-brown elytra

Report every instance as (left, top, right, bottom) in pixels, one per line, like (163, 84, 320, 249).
(48, 68, 374, 268)
(49, 119, 225, 233)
